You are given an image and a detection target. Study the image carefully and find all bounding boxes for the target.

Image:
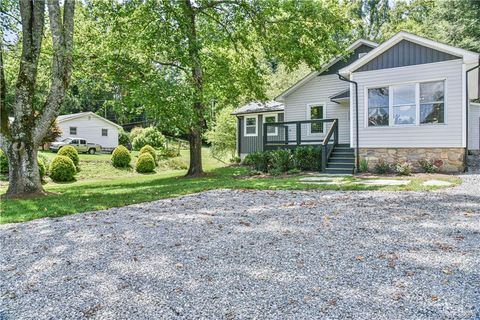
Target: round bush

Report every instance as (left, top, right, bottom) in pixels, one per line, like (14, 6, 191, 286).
(139, 145, 157, 162)
(136, 153, 155, 173)
(111, 145, 132, 168)
(49, 156, 76, 182)
(0, 150, 8, 174)
(58, 145, 79, 169)
(38, 157, 46, 179)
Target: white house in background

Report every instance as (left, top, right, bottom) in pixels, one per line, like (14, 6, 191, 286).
(56, 112, 121, 149)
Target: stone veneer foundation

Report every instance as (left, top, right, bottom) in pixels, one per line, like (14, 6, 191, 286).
(359, 148, 465, 173)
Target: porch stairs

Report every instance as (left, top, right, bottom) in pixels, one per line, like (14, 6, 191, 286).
(324, 144, 355, 174)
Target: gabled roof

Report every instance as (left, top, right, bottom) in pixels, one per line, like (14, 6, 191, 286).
(276, 39, 378, 101)
(57, 112, 122, 129)
(339, 31, 480, 75)
(231, 101, 284, 115)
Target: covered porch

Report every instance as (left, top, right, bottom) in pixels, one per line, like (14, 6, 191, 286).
(263, 118, 355, 173)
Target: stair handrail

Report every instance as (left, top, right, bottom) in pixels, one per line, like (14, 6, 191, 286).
(321, 119, 338, 171)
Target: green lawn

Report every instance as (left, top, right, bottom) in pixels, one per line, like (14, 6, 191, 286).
(0, 148, 461, 224)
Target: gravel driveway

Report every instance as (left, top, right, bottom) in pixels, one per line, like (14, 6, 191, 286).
(1, 175, 479, 319)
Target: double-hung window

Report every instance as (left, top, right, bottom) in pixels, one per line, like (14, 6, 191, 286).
(264, 114, 278, 136)
(420, 81, 445, 124)
(244, 115, 257, 136)
(309, 104, 324, 133)
(368, 80, 445, 127)
(392, 84, 416, 125)
(368, 87, 389, 126)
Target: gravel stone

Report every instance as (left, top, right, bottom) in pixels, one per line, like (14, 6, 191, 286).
(1, 174, 479, 319)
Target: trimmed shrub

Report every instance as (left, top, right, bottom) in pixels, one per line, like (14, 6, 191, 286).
(293, 147, 321, 171)
(58, 145, 79, 170)
(418, 159, 440, 173)
(0, 150, 8, 174)
(242, 151, 271, 172)
(374, 159, 392, 174)
(395, 162, 412, 176)
(270, 149, 293, 173)
(38, 157, 46, 179)
(139, 145, 157, 162)
(136, 153, 156, 173)
(111, 145, 132, 168)
(49, 156, 76, 182)
(359, 158, 369, 173)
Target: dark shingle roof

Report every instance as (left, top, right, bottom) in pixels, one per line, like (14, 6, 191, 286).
(231, 101, 284, 115)
(330, 89, 350, 102)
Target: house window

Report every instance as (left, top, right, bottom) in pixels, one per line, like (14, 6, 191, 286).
(102, 128, 108, 136)
(69, 127, 77, 135)
(368, 87, 389, 126)
(309, 105, 324, 133)
(264, 114, 278, 136)
(367, 80, 445, 127)
(392, 84, 416, 125)
(420, 81, 445, 124)
(244, 115, 257, 136)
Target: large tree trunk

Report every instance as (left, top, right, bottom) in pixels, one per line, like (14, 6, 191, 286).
(187, 126, 203, 176)
(0, 0, 75, 197)
(5, 141, 43, 196)
(183, 0, 205, 176)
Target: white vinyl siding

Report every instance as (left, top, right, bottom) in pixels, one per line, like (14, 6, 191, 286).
(57, 115, 119, 148)
(469, 103, 480, 150)
(283, 73, 351, 144)
(353, 59, 463, 148)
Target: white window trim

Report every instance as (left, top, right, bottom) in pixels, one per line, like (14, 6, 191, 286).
(69, 126, 77, 135)
(364, 78, 447, 128)
(244, 115, 258, 137)
(102, 128, 108, 136)
(391, 83, 417, 127)
(306, 103, 326, 135)
(263, 113, 278, 136)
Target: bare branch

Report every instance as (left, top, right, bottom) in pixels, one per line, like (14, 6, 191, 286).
(0, 9, 22, 25)
(153, 60, 188, 73)
(33, 0, 75, 146)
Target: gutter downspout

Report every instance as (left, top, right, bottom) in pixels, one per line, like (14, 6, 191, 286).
(338, 73, 360, 172)
(235, 116, 242, 157)
(466, 58, 480, 168)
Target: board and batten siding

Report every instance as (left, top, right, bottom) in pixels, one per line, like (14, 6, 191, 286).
(284, 73, 350, 144)
(469, 103, 480, 150)
(238, 113, 284, 155)
(58, 115, 119, 148)
(352, 59, 464, 148)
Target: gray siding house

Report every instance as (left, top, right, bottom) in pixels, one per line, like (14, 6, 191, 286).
(233, 32, 480, 173)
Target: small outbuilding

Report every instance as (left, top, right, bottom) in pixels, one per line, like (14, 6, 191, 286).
(56, 112, 121, 149)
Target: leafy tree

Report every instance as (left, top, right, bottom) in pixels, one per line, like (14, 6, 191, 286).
(118, 128, 130, 146)
(349, 0, 391, 41)
(0, 0, 75, 197)
(205, 106, 237, 160)
(93, 0, 351, 176)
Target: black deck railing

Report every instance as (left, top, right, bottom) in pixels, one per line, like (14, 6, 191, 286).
(263, 118, 339, 171)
